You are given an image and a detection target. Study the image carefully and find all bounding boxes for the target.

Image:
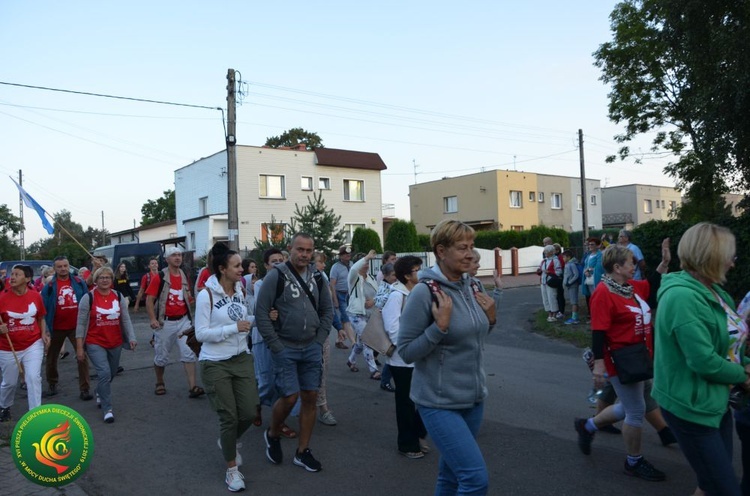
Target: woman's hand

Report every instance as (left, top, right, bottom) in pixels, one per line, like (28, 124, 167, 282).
(129, 341, 138, 351)
(493, 270, 503, 292)
(42, 332, 51, 347)
(366, 250, 377, 260)
(0, 323, 8, 335)
(656, 238, 671, 274)
(269, 309, 278, 322)
(237, 320, 251, 333)
(365, 298, 375, 309)
(592, 359, 607, 389)
(475, 291, 496, 324)
(76, 347, 86, 363)
(431, 291, 453, 333)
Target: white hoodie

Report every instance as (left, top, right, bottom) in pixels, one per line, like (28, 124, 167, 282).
(195, 275, 253, 361)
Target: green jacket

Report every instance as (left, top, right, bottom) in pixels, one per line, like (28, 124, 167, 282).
(652, 271, 748, 428)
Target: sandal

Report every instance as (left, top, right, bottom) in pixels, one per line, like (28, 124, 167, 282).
(59, 351, 70, 360)
(253, 405, 262, 427)
(155, 383, 166, 395)
(370, 371, 382, 381)
(189, 386, 205, 398)
(335, 342, 349, 350)
(346, 360, 359, 373)
(280, 423, 297, 439)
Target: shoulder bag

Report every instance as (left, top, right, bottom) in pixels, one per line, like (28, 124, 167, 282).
(609, 299, 653, 384)
(361, 309, 395, 357)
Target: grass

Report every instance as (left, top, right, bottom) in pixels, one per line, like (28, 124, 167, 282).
(532, 309, 591, 348)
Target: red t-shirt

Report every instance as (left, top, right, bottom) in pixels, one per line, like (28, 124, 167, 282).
(52, 278, 79, 330)
(86, 291, 123, 348)
(140, 272, 153, 292)
(0, 289, 45, 351)
(196, 268, 210, 292)
(590, 279, 652, 377)
(145, 272, 187, 318)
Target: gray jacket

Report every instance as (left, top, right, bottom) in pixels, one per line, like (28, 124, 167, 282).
(398, 265, 495, 409)
(255, 262, 333, 353)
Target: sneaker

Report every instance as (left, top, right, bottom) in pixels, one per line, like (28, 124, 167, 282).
(293, 448, 322, 472)
(80, 390, 93, 401)
(318, 410, 337, 426)
(623, 457, 666, 481)
(546, 316, 557, 323)
(574, 418, 595, 455)
(564, 318, 580, 325)
(104, 411, 114, 424)
(44, 384, 58, 397)
(380, 383, 396, 393)
(264, 429, 282, 465)
(555, 312, 565, 319)
(399, 450, 425, 459)
(225, 467, 245, 492)
(0, 407, 10, 422)
(658, 426, 677, 446)
(218, 438, 243, 466)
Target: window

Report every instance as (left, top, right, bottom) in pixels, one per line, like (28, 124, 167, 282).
(656, 200, 661, 208)
(198, 197, 207, 216)
(661, 200, 666, 209)
(529, 191, 536, 202)
(590, 195, 597, 205)
(343, 179, 364, 201)
(444, 196, 458, 213)
(261, 223, 288, 243)
(644, 199, 652, 213)
(511, 225, 524, 232)
(260, 175, 285, 199)
(318, 177, 331, 190)
(669, 200, 677, 211)
(551, 193, 562, 209)
(576, 195, 583, 211)
(509, 190, 522, 208)
(538, 192, 545, 203)
(301, 176, 313, 191)
(189, 232, 195, 250)
(343, 223, 366, 243)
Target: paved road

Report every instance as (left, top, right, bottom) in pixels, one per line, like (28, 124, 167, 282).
(0, 284, 738, 495)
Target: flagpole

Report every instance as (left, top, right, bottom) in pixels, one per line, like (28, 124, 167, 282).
(54, 221, 95, 259)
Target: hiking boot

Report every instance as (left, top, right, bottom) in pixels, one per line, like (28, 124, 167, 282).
(264, 429, 282, 465)
(624, 457, 666, 481)
(293, 448, 322, 472)
(574, 418, 595, 455)
(44, 384, 58, 397)
(318, 410, 337, 426)
(104, 411, 115, 424)
(218, 438, 243, 466)
(658, 426, 677, 446)
(80, 390, 93, 401)
(0, 407, 10, 422)
(225, 467, 245, 492)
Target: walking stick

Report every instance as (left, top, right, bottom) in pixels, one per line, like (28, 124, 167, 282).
(0, 316, 23, 376)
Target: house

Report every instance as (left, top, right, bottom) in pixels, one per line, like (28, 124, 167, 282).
(175, 144, 386, 256)
(601, 184, 682, 229)
(408, 169, 602, 233)
(108, 220, 182, 247)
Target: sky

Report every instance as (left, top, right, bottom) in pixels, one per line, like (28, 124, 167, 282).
(0, 1, 677, 247)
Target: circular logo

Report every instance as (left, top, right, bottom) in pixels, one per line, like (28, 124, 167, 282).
(11, 404, 94, 487)
(227, 302, 245, 321)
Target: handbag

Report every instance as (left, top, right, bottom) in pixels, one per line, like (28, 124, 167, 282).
(546, 273, 562, 289)
(361, 309, 396, 357)
(584, 274, 594, 286)
(182, 327, 202, 357)
(610, 342, 653, 384)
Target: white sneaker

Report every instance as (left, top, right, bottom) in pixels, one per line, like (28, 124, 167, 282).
(318, 410, 337, 426)
(103, 411, 114, 424)
(555, 312, 564, 319)
(546, 316, 556, 323)
(225, 467, 245, 492)
(218, 438, 243, 466)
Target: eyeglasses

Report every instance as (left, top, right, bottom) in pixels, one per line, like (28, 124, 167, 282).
(97, 276, 113, 280)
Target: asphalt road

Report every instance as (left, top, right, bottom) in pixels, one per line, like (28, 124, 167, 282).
(3, 285, 735, 495)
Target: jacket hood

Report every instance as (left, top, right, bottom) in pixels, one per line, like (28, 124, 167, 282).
(658, 271, 723, 303)
(205, 274, 243, 296)
(419, 265, 467, 291)
(391, 280, 410, 296)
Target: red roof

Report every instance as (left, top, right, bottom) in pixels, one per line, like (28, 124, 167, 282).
(314, 147, 387, 171)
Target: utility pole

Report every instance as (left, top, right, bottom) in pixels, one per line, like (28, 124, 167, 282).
(18, 169, 25, 260)
(413, 159, 419, 184)
(226, 68, 239, 252)
(579, 129, 589, 242)
(101, 210, 105, 246)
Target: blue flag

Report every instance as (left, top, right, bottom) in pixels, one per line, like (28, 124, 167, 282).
(10, 177, 55, 235)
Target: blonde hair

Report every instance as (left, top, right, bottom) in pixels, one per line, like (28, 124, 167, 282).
(471, 248, 481, 262)
(93, 266, 114, 283)
(678, 222, 735, 284)
(314, 251, 327, 263)
(430, 219, 475, 256)
(602, 244, 634, 274)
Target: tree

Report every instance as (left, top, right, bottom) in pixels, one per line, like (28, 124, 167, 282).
(264, 128, 324, 150)
(351, 227, 382, 254)
(384, 220, 420, 252)
(26, 210, 97, 267)
(141, 189, 175, 226)
(289, 191, 346, 256)
(0, 204, 21, 260)
(594, 1, 750, 220)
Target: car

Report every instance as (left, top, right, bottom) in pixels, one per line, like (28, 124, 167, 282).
(0, 260, 80, 282)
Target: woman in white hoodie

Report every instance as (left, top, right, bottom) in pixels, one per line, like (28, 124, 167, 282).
(346, 250, 380, 379)
(195, 243, 257, 493)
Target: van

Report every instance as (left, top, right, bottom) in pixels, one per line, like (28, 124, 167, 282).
(93, 242, 164, 294)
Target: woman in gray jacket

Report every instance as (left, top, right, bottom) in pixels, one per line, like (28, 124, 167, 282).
(398, 219, 496, 496)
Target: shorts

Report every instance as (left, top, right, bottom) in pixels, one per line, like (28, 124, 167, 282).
(565, 285, 579, 305)
(599, 379, 657, 413)
(336, 291, 350, 324)
(271, 342, 323, 398)
(153, 316, 197, 366)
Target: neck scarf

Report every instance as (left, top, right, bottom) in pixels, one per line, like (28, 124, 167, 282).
(602, 274, 634, 299)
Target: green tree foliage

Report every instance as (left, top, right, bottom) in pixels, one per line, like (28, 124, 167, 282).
(384, 220, 420, 252)
(252, 215, 291, 258)
(417, 234, 431, 251)
(264, 128, 324, 150)
(25, 210, 106, 267)
(594, 1, 750, 220)
(351, 227, 382, 254)
(141, 189, 175, 226)
(0, 204, 22, 260)
(289, 191, 346, 257)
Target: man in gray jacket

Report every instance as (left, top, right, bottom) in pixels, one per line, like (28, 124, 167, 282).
(256, 232, 333, 473)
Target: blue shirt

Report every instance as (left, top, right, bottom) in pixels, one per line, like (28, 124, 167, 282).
(627, 242, 645, 280)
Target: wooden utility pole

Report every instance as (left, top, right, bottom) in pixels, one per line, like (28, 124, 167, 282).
(579, 129, 589, 242)
(226, 68, 239, 251)
(18, 169, 25, 260)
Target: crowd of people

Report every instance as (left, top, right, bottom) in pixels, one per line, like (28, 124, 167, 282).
(3, 220, 750, 494)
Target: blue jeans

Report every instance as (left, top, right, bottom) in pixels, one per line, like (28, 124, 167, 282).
(336, 291, 350, 324)
(86, 344, 122, 414)
(252, 341, 277, 407)
(662, 408, 740, 496)
(418, 403, 488, 496)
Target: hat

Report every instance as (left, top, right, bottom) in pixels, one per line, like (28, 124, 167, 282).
(338, 245, 352, 256)
(164, 247, 182, 257)
(93, 255, 108, 263)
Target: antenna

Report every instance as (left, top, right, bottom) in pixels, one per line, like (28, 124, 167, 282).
(413, 159, 420, 184)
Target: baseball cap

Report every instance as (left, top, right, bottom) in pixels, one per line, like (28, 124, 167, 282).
(164, 247, 182, 257)
(339, 245, 352, 255)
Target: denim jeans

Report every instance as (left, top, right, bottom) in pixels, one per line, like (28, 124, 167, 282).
(735, 418, 750, 496)
(252, 340, 277, 407)
(86, 344, 122, 414)
(417, 402, 488, 496)
(662, 408, 740, 496)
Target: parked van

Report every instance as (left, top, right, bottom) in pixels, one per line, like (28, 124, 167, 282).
(92, 242, 164, 294)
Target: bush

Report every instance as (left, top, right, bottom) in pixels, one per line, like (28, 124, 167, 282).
(385, 220, 421, 252)
(521, 226, 569, 249)
(474, 230, 523, 250)
(417, 234, 431, 251)
(351, 227, 382, 254)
